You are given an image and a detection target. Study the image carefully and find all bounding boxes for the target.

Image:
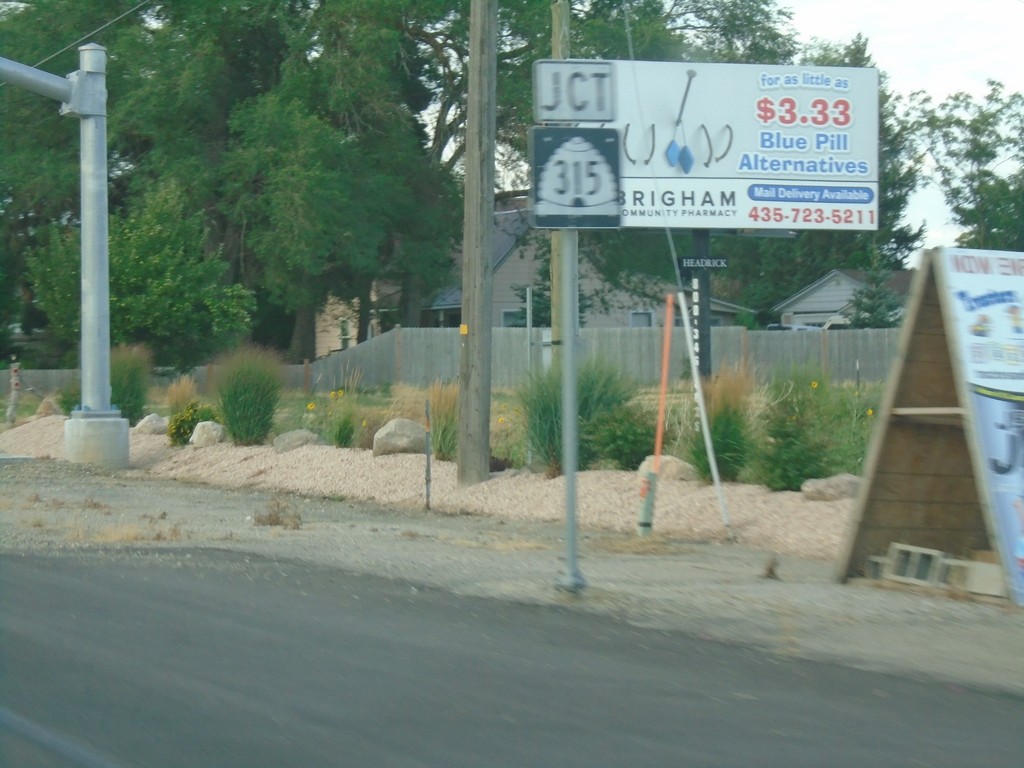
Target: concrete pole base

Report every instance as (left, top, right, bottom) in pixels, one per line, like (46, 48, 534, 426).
(65, 412, 129, 470)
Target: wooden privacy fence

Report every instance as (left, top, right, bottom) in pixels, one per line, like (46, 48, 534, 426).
(12, 326, 901, 396)
(310, 326, 902, 391)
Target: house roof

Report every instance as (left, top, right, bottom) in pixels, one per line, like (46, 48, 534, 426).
(427, 203, 532, 311)
(773, 267, 913, 313)
(427, 198, 754, 318)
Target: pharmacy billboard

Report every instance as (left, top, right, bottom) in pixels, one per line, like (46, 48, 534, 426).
(605, 61, 879, 231)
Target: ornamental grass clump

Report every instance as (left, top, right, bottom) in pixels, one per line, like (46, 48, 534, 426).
(323, 387, 358, 448)
(212, 346, 282, 445)
(518, 364, 561, 474)
(752, 370, 829, 491)
(110, 344, 152, 426)
(428, 379, 458, 461)
(518, 359, 636, 476)
(582, 401, 657, 470)
(330, 408, 357, 448)
(689, 365, 753, 482)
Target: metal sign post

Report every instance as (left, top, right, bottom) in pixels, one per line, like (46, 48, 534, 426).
(531, 56, 619, 594)
(690, 230, 713, 378)
(6, 359, 20, 425)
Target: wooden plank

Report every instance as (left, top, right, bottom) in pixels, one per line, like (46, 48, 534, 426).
(891, 407, 965, 417)
(903, 328, 954, 364)
(895, 361, 958, 407)
(871, 473, 981, 504)
(872, 423, 972, 476)
(859, 499, 985, 530)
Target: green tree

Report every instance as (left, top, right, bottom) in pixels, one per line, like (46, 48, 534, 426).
(0, 0, 153, 350)
(28, 182, 254, 371)
(848, 257, 903, 329)
(1, 0, 832, 365)
(917, 82, 1024, 250)
(3, 0, 464, 362)
(510, 234, 596, 326)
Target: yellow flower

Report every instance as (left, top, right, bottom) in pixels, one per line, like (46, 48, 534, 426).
(329, 390, 337, 399)
(867, 408, 874, 417)
(810, 380, 819, 389)
(362, 420, 367, 427)
(337, 389, 344, 397)
(498, 416, 505, 424)
(306, 402, 316, 411)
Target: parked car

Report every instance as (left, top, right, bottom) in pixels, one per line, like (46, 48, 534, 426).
(764, 323, 821, 331)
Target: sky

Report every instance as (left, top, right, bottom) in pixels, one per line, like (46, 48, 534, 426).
(783, 0, 1024, 250)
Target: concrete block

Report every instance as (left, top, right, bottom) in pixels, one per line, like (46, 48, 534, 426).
(883, 543, 945, 585)
(65, 413, 129, 470)
(965, 562, 1008, 598)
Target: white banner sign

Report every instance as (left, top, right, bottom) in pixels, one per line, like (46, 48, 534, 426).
(605, 61, 879, 231)
(942, 248, 1024, 604)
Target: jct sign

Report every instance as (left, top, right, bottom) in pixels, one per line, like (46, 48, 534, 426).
(533, 59, 615, 123)
(605, 61, 879, 231)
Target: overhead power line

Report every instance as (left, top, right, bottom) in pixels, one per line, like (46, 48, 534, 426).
(1, 0, 153, 79)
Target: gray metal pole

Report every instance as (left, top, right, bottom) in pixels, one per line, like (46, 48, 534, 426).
(75, 44, 113, 414)
(0, 47, 128, 469)
(0, 56, 71, 103)
(526, 286, 533, 374)
(64, 44, 128, 469)
(557, 230, 585, 593)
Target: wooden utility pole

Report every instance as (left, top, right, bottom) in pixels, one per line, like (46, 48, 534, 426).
(457, 0, 497, 485)
(549, 0, 572, 358)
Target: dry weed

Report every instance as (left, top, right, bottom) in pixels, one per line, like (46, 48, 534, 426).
(65, 521, 183, 543)
(89, 525, 148, 543)
(588, 533, 697, 556)
(705, 364, 754, 416)
(253, 496, 302, 530)
(166, 375, 199, 414)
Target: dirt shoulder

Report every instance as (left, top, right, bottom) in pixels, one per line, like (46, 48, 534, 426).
(2, 418, 1023, 696)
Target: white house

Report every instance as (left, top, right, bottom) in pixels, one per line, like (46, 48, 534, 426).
(772, 268, 913, 327)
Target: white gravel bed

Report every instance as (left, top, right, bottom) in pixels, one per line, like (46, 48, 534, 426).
(0, 415, 851, 560)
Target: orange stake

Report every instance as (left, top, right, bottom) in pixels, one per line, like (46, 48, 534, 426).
(638, 294, 674, 534)
(653, 293, 674, 475)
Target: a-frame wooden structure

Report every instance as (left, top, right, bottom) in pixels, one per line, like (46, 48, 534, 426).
(836, 249, 1004, 589)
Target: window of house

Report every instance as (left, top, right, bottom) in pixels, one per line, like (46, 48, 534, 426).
(340, 319, 350, 350)
(630, 310, 653, 327)
(501, 309, 527, 327)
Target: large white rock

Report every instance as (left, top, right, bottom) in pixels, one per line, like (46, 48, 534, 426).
(637, 454, 699, 482)
(373, 418, 427, 457)
(801, 473, 860, 501)
(273, 428, 324, 454)
(190, 420, 226, 448)
(134, 413, 169, 435)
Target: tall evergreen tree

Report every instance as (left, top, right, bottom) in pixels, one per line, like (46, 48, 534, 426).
(848, 255, 903, 329)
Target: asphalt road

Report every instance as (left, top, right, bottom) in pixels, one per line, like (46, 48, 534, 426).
(1, 550, 1021, 768)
